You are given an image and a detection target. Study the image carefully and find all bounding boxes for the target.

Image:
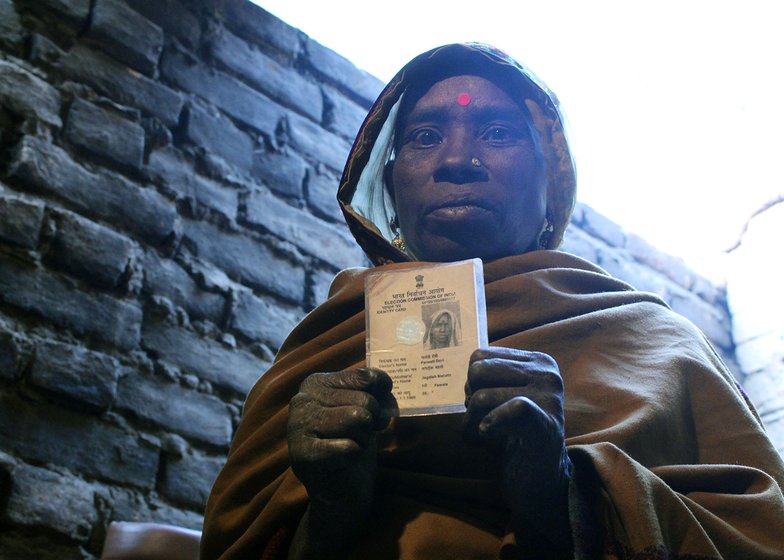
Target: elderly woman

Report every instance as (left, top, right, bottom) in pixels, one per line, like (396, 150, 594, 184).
(425, 309, 460, 349)
(201, 44, 784, 559)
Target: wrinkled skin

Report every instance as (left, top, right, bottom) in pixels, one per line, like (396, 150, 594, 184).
(464, 347, 572, 555)
(388, 75, 546, 263)
(287, 349, 572, 558)
(287, 368, 393, 559)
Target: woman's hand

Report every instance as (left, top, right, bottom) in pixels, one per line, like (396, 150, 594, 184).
(463, 347, 573, 557)
(287, 368, 392, 559)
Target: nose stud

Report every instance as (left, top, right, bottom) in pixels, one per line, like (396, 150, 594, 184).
(471, 157, 481, 167)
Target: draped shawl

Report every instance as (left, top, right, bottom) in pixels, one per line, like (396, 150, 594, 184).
(201, 44, 784, 559)
(202, 253, 784, 559)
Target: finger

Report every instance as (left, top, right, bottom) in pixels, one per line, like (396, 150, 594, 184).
(301, 368, 393, 398)
(479, 388, 565, 426)
(304, 386, 381, 412)
(308, 405, 376, 446)
(470, 347, 552, 364)
(465, 387, 528, 416)
(463, 388, 537, 444)
(463, 396, 540, 446)
(289, 389, 384, 433)
(465, 348, 547, 396)
(467, 355, 561, 396)
(291, 394, 389, 437)
(480, 396, 563, 443)
(289, 436, 365, 473)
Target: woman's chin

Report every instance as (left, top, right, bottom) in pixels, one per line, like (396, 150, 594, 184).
(411, 236, 505, 263)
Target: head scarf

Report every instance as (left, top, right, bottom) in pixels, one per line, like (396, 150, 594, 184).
(337, 43, 577, 266)
(423, 308, 461, 349)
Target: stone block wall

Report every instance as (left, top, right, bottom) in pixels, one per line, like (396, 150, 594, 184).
(0, 0, 738, 557)
(727, 200, 784, 456)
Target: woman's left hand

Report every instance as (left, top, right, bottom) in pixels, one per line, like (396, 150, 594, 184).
(463, 347, 572, 555)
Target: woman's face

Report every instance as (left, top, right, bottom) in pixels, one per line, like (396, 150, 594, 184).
(431, 312, 452, 347)
(389, 75, 546, 262)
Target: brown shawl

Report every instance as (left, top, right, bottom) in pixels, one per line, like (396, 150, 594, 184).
(202, 251, 784, 559)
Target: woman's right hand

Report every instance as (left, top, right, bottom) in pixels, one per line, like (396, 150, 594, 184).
(287, 368, 392, 558)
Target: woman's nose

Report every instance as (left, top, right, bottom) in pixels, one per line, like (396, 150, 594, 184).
(433, 132, 488, 185)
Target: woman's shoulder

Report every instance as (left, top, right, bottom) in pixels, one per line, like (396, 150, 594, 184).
(328, 267, 369, 298)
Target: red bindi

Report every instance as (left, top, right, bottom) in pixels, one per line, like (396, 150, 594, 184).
(457, 92, 471, 106)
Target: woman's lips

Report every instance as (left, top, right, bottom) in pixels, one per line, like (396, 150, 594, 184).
(427, 204, 492, 220)
(426, 198, 495, 221)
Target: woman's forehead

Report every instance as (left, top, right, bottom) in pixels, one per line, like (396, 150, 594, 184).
(402, 75, 526, 124)
(416, 75, 516, 105)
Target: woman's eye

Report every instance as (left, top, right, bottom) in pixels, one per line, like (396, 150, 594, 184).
(482, 126, 520, 143)
(410, 129, 442, 147)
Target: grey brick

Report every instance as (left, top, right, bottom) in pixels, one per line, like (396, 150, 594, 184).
(323, 87, 367, 141)
(593, 248, 634, 287)
(209, 27, 322, 122)
(0, 0, 24, 47)
(9, 135, 177, 245)
(579, 204, 627, 249)
(65, 97, 145, 170)
(100, 486, 153, 524)
(252, 149, 306, 199)
(58, 45, 183, 126)
(229, 290, 303, 348)
(100, 485, 205, 533)
(245, 187, 365, 270)
(161, 44, 284, 136)
(182, 219, 305, 303)
(0, 392, 159, 488)
(0, 256, 142, 350)
(304, 38, 383, 107)
(0, 57, 62, 127)
(29, 32, 65, 66)
(306, 169, 342, 223)
(5, 462, 96, 541)
(146, 499, 203, 530)
(86, 0, 163, 75)
(0, 529, 86, 560)
(627, 232, 696, 291)
(162, 451, 224, 509)
(559, 226, 599, 264)
(183, 101, 253, 173)
(147, 146, 237, 221)
(692, 274, 724, 307)
(141, 319, 268, 395)
(286, 110, 351, 172)
(47, 210, 135, 288)
(131, 0, 201, 50)
(218, 0, 303, 59)
(595, 246, 669, 300)
(669, 287, 733, 351)
(0, 328, 26, 381)
(308, 268, 337, 309)
(0, 192, 44, 249)
(141, 250, 226, 324)
(29, 340, 120, 411)
(16, 0, 90, 26)
(116, 371, 232, 447)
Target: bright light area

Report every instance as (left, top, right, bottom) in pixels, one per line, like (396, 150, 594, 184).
(252, 0, 783, 281)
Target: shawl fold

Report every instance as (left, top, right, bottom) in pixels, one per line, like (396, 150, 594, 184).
(202, 251, 784, 559)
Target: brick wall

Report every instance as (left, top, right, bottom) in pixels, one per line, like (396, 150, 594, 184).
(0, 0, 737, 557)
(727, 200, 784, 456)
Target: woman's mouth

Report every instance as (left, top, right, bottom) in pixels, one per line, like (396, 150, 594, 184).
(427, 204, 493, 220)
(426, 197, 495, 221)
